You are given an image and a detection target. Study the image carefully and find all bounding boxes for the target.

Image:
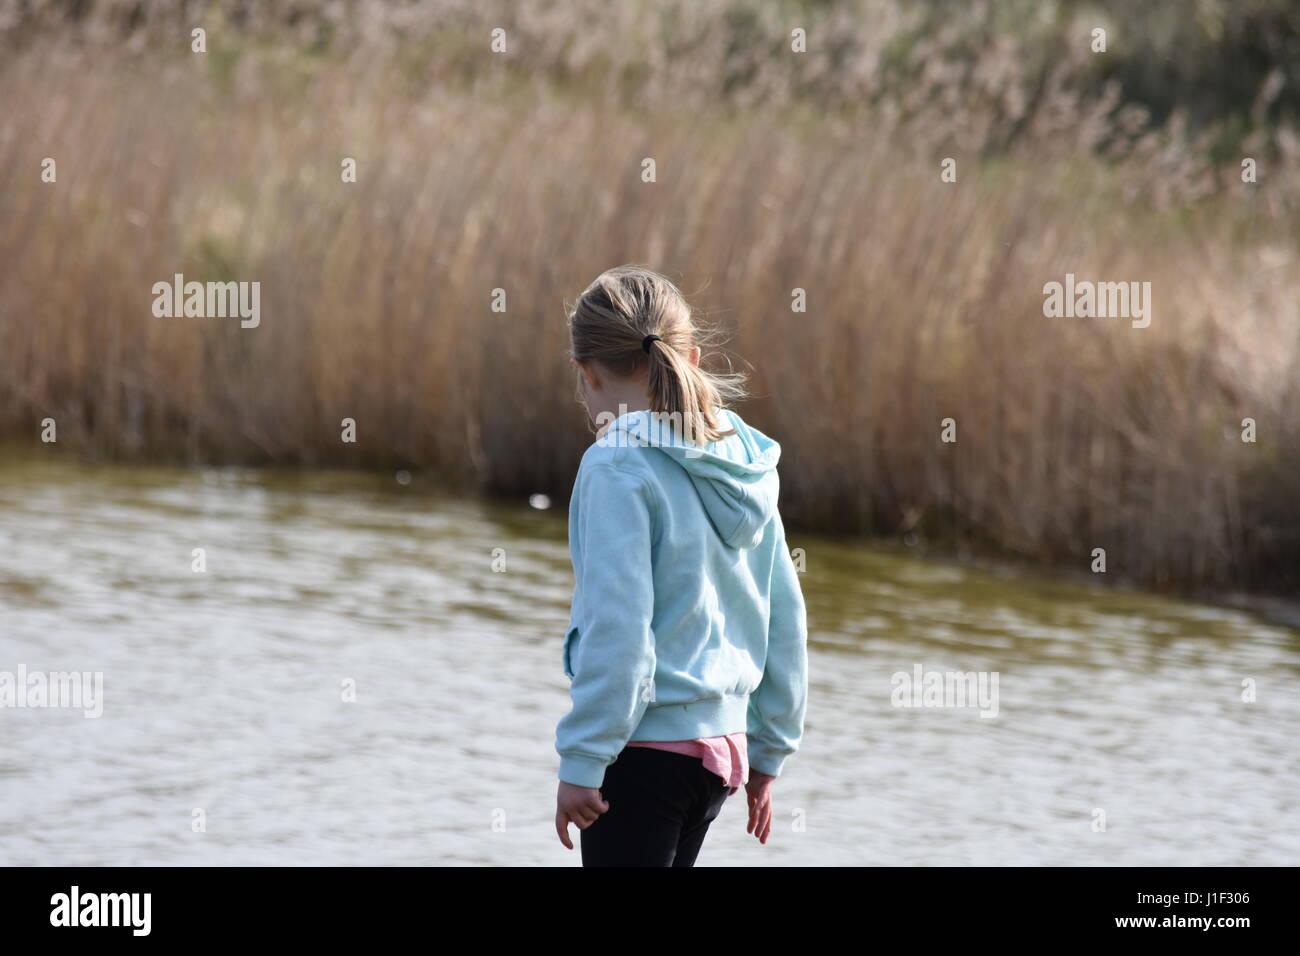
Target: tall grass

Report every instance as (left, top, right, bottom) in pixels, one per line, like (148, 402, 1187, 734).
(1, 13, 1297, 594)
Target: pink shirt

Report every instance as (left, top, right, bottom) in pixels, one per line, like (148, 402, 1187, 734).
(626, 733, 748, 794)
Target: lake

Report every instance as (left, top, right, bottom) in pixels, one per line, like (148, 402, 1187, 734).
(1, 456, 1296, 865)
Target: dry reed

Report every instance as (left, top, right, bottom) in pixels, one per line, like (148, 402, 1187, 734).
(1, 11, 1297, 594)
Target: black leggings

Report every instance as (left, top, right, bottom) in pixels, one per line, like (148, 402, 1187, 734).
(580, 746, 732, 867)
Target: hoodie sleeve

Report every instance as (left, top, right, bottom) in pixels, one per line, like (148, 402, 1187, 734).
(555, 462, 658, 788)
(747, 510, 808, 776)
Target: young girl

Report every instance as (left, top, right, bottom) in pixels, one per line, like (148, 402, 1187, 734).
(554, 265, 809, 867)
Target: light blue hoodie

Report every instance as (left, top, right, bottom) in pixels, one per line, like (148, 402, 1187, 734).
(555, 407, 809, 789)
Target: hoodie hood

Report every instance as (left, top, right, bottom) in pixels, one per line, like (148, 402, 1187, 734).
(603, 409, 781, 550)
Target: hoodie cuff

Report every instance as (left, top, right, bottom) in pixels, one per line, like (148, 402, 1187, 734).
(747, 742, 790, 778)
(559, 754, 610, 789)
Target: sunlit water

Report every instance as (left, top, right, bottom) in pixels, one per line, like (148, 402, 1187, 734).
(1, 457, 1296, 866)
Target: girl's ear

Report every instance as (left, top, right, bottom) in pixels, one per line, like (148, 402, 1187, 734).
(688, 346, 701, 367)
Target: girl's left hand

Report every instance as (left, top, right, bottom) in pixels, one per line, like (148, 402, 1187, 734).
(555, 781, 609, 849)
(744, 770, 776, 844)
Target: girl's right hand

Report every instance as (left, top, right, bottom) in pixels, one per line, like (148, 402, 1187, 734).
(745, 770, 776, 844)
(555, 781, 610, 849)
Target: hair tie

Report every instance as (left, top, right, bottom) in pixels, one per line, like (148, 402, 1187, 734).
(642, 334, 662, 353)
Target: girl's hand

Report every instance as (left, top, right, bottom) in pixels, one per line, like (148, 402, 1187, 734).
(555, 781, 609, 849)
(745, 770, 776, 844)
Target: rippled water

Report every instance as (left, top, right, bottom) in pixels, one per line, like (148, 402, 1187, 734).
(1, 457, 1296, 866)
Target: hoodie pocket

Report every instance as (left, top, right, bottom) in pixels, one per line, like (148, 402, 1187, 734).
(562, 625, 580, 679)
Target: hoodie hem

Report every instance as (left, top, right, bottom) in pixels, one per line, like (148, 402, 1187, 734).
(631, 694, 751, 741)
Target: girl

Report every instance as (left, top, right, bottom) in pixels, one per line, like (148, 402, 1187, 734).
(553, 265, 809, 867)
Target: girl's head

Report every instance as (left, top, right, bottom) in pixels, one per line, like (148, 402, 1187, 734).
(567, 266, 745, 445)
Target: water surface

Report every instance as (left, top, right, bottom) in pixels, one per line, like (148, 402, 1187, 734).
(1, 457, 1296, 865)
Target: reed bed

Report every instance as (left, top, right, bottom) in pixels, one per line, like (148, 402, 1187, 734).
(1, 8, 1297, 594)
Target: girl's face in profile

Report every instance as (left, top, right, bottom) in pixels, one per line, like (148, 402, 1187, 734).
(573, 361, 595, 424)
(572, 359, 638, 432)
(571, 347, 700, 430)
(573, 360, 614, 432)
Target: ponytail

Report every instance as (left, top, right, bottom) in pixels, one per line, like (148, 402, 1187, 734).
(644, 336, 732, 444)
(568, 265, 746, 445)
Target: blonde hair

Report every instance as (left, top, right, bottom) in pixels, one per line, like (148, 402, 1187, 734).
(568, 266, 746, 445)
